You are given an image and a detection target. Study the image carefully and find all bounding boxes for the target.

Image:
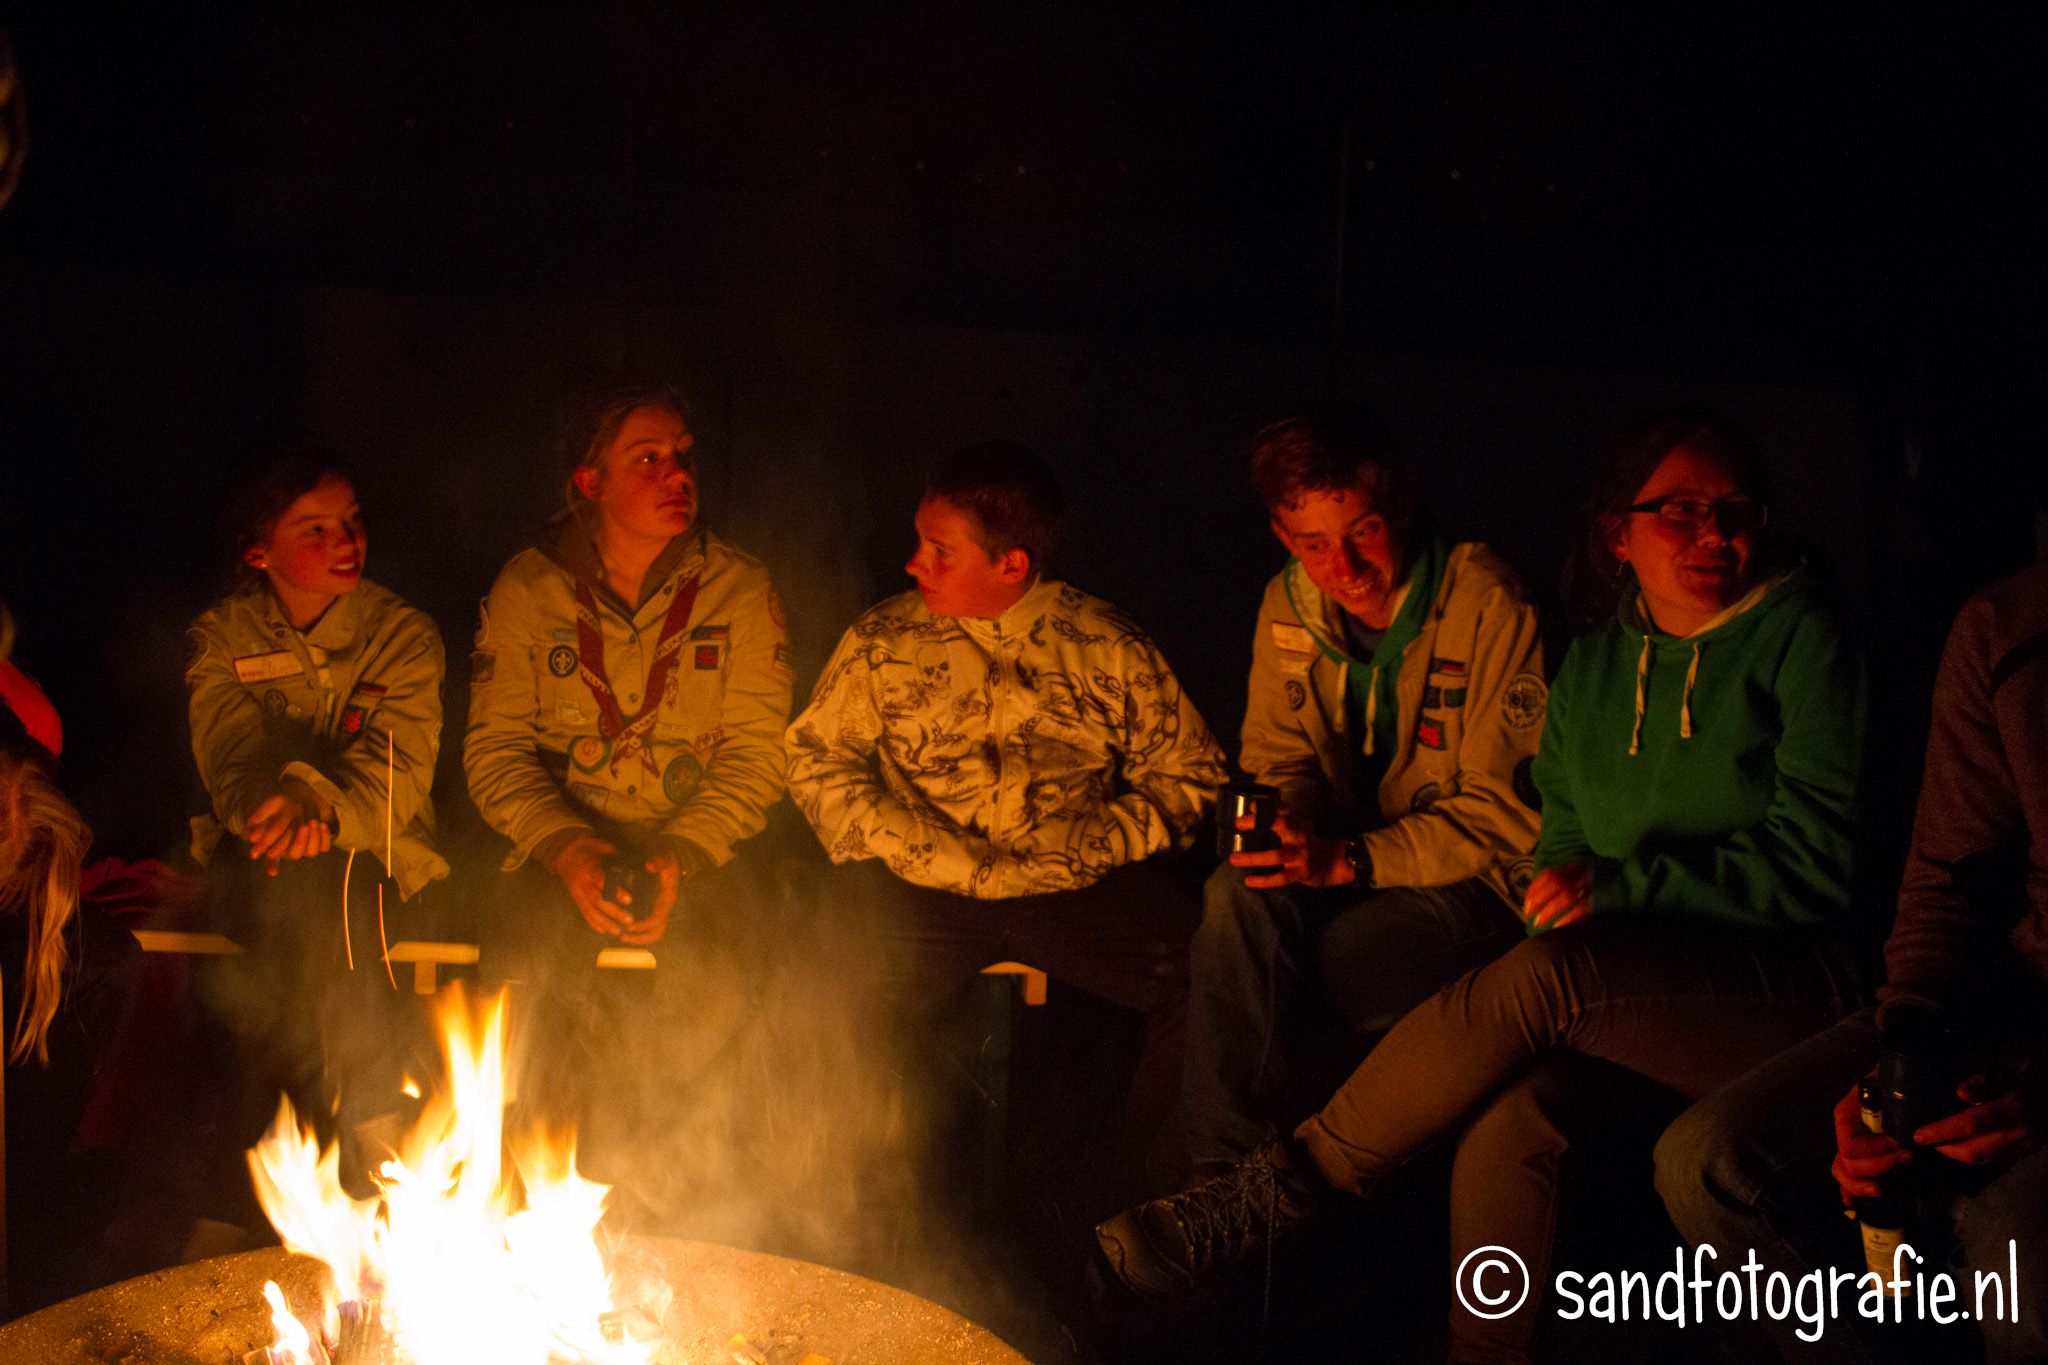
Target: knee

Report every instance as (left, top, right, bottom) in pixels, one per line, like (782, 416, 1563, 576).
(1653, 1097, 1759, 1242)
(1460, 1074, 1574, 1168)
(1195, 864, 1280, 947)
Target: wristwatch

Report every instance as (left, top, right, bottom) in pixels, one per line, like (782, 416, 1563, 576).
(1341, 835, 1373, 888)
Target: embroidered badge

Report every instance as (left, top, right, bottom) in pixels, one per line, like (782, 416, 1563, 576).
(1416, 715, 1446, 750)
(662, 751, 705, 805)
(1502, 673, 1547, 729)
(234, 650, 304, 684)
(340, 706, 365, 735)
(570, 735, 611, 774)
(1424, 683, 1469, 708)
(694, 644, 721, 670)
(1429, 658, 1469, 677)
(547, 645, 578, 678)
(772, 642, 795, 680)
(690, 624, 729, 641)
(1279, 658, 1309, 678)
(1284, 679, 1307, 711)
(1269, 621, 1315, 655)
(1508, 857, 1537, 900)
(262, 689, 288, 717)
(1410, 780, 1443, 813)
(472, 652, 495, 685)
(355, 682, 387, 699)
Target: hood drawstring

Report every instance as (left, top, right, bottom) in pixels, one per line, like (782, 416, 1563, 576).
(1680, 642, 1700, 739)
(1628, 636, 1705, 755)
(1361, 665, 1379, 755)
(1628, 634, 1650, 756)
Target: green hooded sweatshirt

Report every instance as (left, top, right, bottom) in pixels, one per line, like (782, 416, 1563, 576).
(1531, 564, 1866, 926)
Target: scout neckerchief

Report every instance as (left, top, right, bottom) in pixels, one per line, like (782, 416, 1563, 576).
(571, 575, 700, 775)
(1284, 531, 1446, 794)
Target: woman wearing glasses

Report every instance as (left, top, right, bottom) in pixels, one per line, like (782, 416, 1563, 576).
(1098, 412, 1869, 1360)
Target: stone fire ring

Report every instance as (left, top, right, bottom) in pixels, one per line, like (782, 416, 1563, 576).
(0, 1237, 1034, 1364)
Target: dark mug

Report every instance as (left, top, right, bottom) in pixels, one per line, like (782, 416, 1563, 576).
(1876, 1006, 1968, 1146)
(1216, 781, 1281, 859)
(600, 853, 661, 915)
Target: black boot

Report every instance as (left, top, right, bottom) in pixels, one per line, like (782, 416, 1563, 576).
(1093, 1135, 1326, 1298)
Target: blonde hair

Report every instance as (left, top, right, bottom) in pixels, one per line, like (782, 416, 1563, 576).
(0, 749, 87, 1065)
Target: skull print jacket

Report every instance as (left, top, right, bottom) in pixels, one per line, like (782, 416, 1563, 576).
(465, 518, 792, 873)
(787, 577, 1226, 898)
(186, 579, 449, 899)
(1241, 540, 1546, 906)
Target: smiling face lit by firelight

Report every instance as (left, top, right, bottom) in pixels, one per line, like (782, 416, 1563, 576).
(1611, 441, 1759, 638)
(1270, 481, 1405, 630)
(245, 474, 365, 628)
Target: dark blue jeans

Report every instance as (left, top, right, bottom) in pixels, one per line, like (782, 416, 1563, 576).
(1183, 864, 1522, 1172)
(1656, 1006, 2048, 1364)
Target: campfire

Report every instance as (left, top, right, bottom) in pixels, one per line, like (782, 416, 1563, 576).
(0, 983, 1031, 1364)
(243, 985, 664, 1365)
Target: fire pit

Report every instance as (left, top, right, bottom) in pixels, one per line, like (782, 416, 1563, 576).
(0, 1237, 1033, 1364)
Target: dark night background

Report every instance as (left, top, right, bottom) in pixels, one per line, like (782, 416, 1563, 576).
(0, 5, 2045, 1352)
(4, 5, 2043, 861)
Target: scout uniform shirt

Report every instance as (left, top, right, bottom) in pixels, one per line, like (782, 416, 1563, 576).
(465, 520, 792, 870)
(787, 577, 1227, 899)
(1240, 540, 1546, 906)
(185, 579, 450, 899)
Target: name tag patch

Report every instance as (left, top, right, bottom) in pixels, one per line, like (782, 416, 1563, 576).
(1269, 622, 1315, 656)
(234, 651, 303, 684)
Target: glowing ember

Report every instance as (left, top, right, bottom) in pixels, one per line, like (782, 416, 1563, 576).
(248, 986, 662, 1365)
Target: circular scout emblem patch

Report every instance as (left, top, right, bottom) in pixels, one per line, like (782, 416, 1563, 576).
(262, 689, 288, 717)
(1409, 781, 1443, 814)
(547, 645, 578, 678)
(1502, 673, 1547, 730)
(570, 735, 611, 774)
(1284, 679, 1307, 712)
(662, 751, 705, 806)
(1508, 857, 1537, 901)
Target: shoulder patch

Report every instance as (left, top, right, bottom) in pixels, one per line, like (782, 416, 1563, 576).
(1269, 621, 1315, 656)
(1502, 673, 1547, 730)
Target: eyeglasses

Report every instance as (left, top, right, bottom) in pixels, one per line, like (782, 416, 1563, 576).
(1625, 496, 1769, 535)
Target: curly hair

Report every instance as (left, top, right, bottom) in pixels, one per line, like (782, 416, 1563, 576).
(0, 747, 87, 1065)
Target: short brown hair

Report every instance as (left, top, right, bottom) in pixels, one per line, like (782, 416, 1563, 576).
(923, 441, 1065, 573)
(557, 371, 691, 496)
(1249, 411, 1414, 532)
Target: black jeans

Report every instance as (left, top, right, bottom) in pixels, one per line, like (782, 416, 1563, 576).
(832, 854, 1200, 1200)
(1183, 864, 1522, 1172)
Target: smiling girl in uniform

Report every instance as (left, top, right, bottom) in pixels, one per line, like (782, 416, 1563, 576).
(185, 444, 447, 1178)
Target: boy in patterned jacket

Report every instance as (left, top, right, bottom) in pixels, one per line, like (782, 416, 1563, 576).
(787, 441, 1226, 1192)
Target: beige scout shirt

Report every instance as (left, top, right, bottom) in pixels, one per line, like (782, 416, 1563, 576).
(1241, 541, 1546, 905)
(465, 522, 791, 870)
(185, 579, 449, 899)
(787, 577, 1226, 899)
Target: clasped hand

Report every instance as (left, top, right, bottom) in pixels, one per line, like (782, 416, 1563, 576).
(1832, 1050, 2044, 1205)
(550, 834, 679, 946)
(1229, 807, 1352, 889)
(244, 778, 336, 873)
